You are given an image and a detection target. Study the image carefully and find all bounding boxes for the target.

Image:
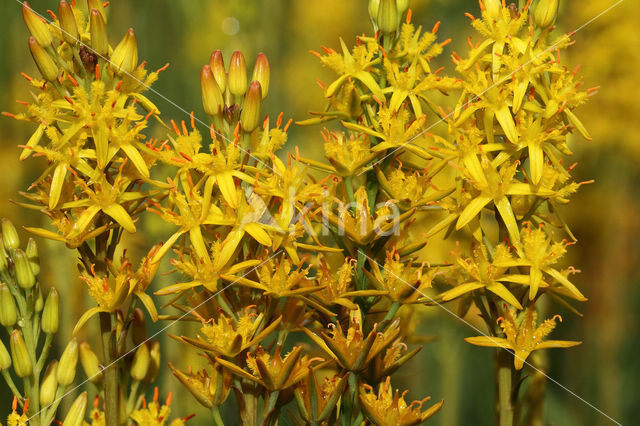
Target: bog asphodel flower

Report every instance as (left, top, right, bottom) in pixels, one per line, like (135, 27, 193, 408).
(465, 304, 581, 370)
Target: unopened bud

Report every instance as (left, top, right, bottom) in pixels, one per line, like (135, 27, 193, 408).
(201, 65, 224, 117)
(110, 28, 138, 74)
(26, 238, 40, 276)
(10, 330, 32, 378)
(79, 342, 103, 383)
(0, 339, 11, 371)
(378, 0, 399, 34)
(252, 53, 270, 99)
(23, 2, 53, 48)
(228, 51, 247, 97)
(28, 37, 59, 83)
(131, 308, 146, 345)
(483, 0, 502, 19)
(240, 81, 262, 133)
(57, 338, 78, 385)
(0, 283, 17, 327)
(14, 249, 36, 290)
(368, 0, 381, 24)
(35, 286, 44, 312)
(534, 0, 559, 29)
(42, 287, 59, 334)
(58, 1, 79, 44)
(0, 243, 8, 271)
(87, 0, 106, 22)
(397, 0, 409, 16)
(62, 392, 88, 426)
(209, 50, 227, 93)
(130, 343, 150, 381)
(2, 219, 20, 251)
(144, 340, 161, 383)
(89, 8, 108, 57)
(40, 360, 58, 406)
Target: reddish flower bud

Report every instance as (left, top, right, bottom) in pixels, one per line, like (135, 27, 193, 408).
(201, 65, 224, 117)
(58, 1, 79, 44)
(23, 2, 53, 48)
(228, 51, 247, 97)
(209, 50, 227, 93)
(252, 53, 270, 99)
(89, 8, 108, 57)
(240, 81, 262, 133)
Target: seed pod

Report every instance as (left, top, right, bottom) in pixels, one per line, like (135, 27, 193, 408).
(79, 342, 103, 383)
(62, 392, 88, 426)
(58, 1, 79, 44)
(0, 283, 17, 327)
(0, 339, 11, 371)
(22, 2, 53, 48)
(26, 238, 40, 276)
(534, 0, 559, 29)
(89, 8, 108, 57)
(14, 249, 36, 290)
(57, 338, 78, 385)
(209, 50, 227, 93)
(144, 340, 161, 383)
(377, 0, 399, 35)
(130, 343, 150, 381)
(28, 37, 58, 83)
(2, 219, 20, 251)
(483, 0, 502, 19)
(110, 28, 138, 74)
(252, 53, 270, 99)
(240, 81, 262, 133)
(42, 287, 59, 334)
(40, 360, 58, 406)
(10, 330, 32, 378)
(228, 51, 247, 97)
(201, 65, 224, 117)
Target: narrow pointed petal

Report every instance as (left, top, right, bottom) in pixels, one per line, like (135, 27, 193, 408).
(440, 282, 484, 301)
(486, 282, 523, 309)
(456, 195, 492, 230)
(217, 172, 238, 208)
(529, 266, 543, 300)
(121, 144, 150, 178)
(464, 336, 510, 348)
(243, 223, 272, 247)
(103, 204, 136, 233)
(529, 142, 543, 185)
(49, 163, 67, 209)
(495, 105, 518, 143)
(494, 195, 520, 244)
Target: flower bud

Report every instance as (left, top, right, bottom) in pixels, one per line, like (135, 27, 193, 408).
(42, 287, 59, 334)
(28, 37, 59, 83)
(130, 343, 150, 381)
(110, 28, 138, 75)
(240, 81, 262, 133)
(34, 286, 44, 312)
(58, 1, 79, 44)
(40, 360, 58, 406)
(377, 0, 399, 34)
(534, 0, 559, 29)
(368, 0, 381, 23)
(22, 2, 53, 48)
(228, 51, 247, 97)
(89, 8, 108, 57)
(131, 308, 146, 345)
(26, 238, 40, 276)
(14, 249, 36, 290)
(0, 283, 18, 327)
(252, 53, 270, 99)
(209, 50, 227, 93)
(2, 219, 20, 251)
(144, 340, 161, 383)
(79, 342, 103, 383)
(62, 392, 88, 426)
(483, 0, 502, 19)
(87, 0, 107, 22)
(0, 243, 8, 271)
(0, 339, 11, 371)
(57, 338, 78, 386)
(201, 65, 224, 117)
(10, 330, 32, 378)
(397, 0, 409, 16)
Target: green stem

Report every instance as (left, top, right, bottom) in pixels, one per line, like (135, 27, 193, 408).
(496, 349, 515, 426)
(126, 380, 140, 415)
(211, 406, 225, 426)
(1, 370, 23, 405)
(381, 301, 400, 325)
(100, 311, 120, 426)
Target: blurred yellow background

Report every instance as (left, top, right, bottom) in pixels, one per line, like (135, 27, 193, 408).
(0, 0, 638, 424)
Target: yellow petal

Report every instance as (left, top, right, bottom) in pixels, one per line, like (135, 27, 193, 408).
(73, 306, 107, 335)
(486, 282, 523, 309)
(215, 229, 243, 270)
(464, 336, 510, 348)
(529, 142, 543, 186)
(103, 204, 136, 233)
(564, 109, 592, 141)
(93, 127, 109, 169)
(544, 268, 587, 301)
(529, 266, 543, 300)
(150, 231, 185, 264)
(136, 292, 158, 321)
(189, 226, 210, 262)
(217, 172, 238, 208)
(463, 153, 488, 187)
(440, 282, 484, 301)
(20, 124, 45, 161)
(49, 163, 67, 209)
(121, 143, 150, 178)
(456, 195, 492, 230)
(495, 105, 518, 143)
(494, 195, 520, 245)
(71, 205, 101, 237)
(535, 340, 582, 350)
(243, 223, 272, 247)
(154, 280, 202, 296)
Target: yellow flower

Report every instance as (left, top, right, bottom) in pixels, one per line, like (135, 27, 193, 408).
(376, 163, 455, 210)
(129, 388, 190, 426)
(359, 377, 444, 425)
(178, 306, 281, 358)
(169, 362, 232, 408)
(364, 339, 422, 384)
(6, 397, 28, 426)
(217, 345, 322, 391)
(304, 306, 399, 372)
(465, 304, 581, 370)
(294, 369, 350, 423)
